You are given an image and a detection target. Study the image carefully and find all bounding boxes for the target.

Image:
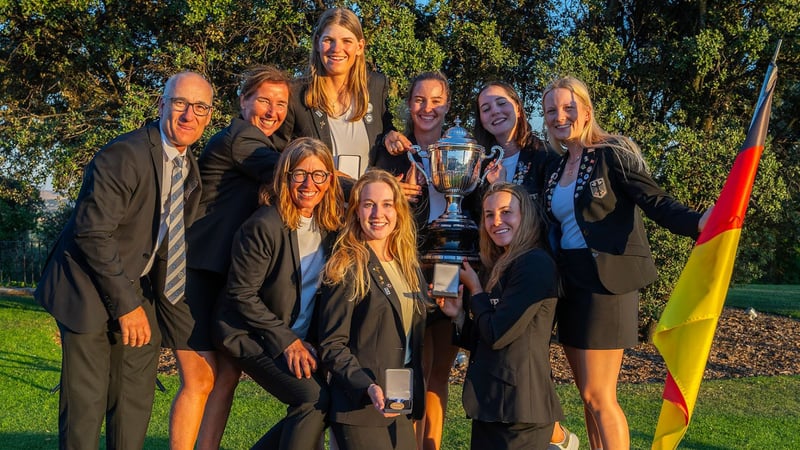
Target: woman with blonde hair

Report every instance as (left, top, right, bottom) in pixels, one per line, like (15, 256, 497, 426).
(275, 8, 407, 181)
(318, 169, 428, 450)
(213, 137, 343, 449)
(437, 182, 564, 449)
(542, 76, 711, 449)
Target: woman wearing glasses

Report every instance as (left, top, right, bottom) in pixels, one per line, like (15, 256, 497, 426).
(213, 137, 344, 449)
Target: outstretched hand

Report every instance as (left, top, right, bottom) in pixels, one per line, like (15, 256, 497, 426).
(384, 130, 413, 156)
(698, 205, 715, 233)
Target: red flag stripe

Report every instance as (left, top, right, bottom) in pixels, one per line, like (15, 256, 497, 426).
(695, 144, 763, 245)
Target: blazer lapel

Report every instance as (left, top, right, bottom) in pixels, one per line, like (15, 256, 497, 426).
(311, 108, 333, 151)
(288, 228, 303, 318)
(367, 252, 405, 334)
(573, 148, 598, 208)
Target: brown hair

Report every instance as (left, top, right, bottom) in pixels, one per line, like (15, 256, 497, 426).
(478, 182, 545, 291)
(239, 65, 291, 103)
(474, 81, 533, 150)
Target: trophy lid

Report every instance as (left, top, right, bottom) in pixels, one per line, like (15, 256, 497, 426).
(436, 118, 478, 146)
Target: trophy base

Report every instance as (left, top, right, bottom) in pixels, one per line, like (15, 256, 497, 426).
(419, 217, 481, 278)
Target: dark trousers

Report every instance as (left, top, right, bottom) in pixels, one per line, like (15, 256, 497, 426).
(471, 420, 553, 450)
(57, 298, 160, 450)
(332, 416, 416, 450)
(236, 351, 329, 450)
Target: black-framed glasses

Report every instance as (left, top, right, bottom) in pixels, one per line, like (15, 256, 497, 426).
(288, 169, 330, 184)
(165, 96, 213, 117)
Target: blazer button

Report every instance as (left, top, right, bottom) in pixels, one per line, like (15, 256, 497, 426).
(591, 252, 599, 258)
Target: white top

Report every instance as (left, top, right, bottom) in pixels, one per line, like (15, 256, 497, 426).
(501, 151, 521, 183)
(291, 215, 326, 339)
(551, 180, 587, 249)
(328, 106, 370, 179)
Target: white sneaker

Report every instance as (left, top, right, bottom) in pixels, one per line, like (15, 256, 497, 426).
(547, 424, 579, 450)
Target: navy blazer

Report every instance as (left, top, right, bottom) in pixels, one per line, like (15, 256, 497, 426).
(273, 71, 394, 165)
(318, 250, 428, 426)
(35, 121, 202, 333)
(214, 205, 335, 359)
(186, 117, 281, 274)
(456, 249, 564, 425)
(544, 146, 701, 294)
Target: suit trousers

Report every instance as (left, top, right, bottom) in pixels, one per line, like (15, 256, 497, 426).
(331, 415, 416, 450)
(57, 297, 160, 450)
(236, 350, 329, 450)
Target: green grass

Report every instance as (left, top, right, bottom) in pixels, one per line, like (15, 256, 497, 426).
(725, 284, 800, 319)
(2, 288, 799, 449)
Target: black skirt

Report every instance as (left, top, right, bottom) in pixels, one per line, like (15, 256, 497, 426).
(555, 249, 639, 349)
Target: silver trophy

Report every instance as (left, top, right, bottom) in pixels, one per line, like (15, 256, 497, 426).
(408, 120, 503, 296)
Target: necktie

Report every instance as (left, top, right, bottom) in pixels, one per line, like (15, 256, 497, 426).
(164, 156, 186, 304)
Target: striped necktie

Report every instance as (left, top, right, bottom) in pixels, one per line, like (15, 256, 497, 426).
(164, 156, 186, 304)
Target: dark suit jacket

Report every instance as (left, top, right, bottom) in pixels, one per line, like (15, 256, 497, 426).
(318, 250, 428, 426)
(456, 249, 564, 425)
(35, 121, 202, 333)
(544, 146, 701, 294)
(213, 205, 335, 359)
(467, 138, 559, 219)
(273, 71, 394, 165)
(186, 117, 281, 274)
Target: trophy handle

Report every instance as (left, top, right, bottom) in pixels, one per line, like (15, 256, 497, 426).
(407, 144, 433, 185)
(479, 145, 505, 184)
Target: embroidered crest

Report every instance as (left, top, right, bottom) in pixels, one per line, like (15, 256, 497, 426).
(314, 109, 324, 118)
(589, 178, 607, 198)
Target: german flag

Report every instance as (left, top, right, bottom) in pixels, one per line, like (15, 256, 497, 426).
(651, 41, 781, 450)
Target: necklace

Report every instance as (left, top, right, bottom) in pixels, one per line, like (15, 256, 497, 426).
(565, 155, 581, 177)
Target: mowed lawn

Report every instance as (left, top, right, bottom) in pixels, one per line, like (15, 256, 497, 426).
(1, 286, 798, 449)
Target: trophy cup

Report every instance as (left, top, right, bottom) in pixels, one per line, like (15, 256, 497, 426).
(408, 119, 503, 296)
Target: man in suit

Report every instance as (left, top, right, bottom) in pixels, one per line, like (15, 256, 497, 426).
(35, 71, 212, 449)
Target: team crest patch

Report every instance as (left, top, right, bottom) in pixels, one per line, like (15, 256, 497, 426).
(589, 178, 607, 198)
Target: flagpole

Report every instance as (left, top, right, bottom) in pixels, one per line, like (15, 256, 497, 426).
(651, 40, 781, 450)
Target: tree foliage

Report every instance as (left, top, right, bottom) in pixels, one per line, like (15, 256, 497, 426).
(2, 0, 799, 319)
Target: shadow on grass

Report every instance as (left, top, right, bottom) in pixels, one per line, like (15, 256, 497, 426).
(0, 432, 170, 449)
(0, 350, 61, 392)
(631, 430, 732, 450)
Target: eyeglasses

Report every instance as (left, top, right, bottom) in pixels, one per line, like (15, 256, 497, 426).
(288, 169, 330, 184)
(165, 97, 213, 117)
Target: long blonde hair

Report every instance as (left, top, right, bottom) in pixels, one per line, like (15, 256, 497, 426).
(542, 76, 646, 171)
(262, 137, 344, 231)
(479, 182, 545, 292)
(306, 8, 369, 122)
(323, 169, 420, 302)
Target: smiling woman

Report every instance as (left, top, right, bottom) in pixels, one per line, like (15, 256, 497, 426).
(273, 8, 398, 182)
(319, 170, 429, 450)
